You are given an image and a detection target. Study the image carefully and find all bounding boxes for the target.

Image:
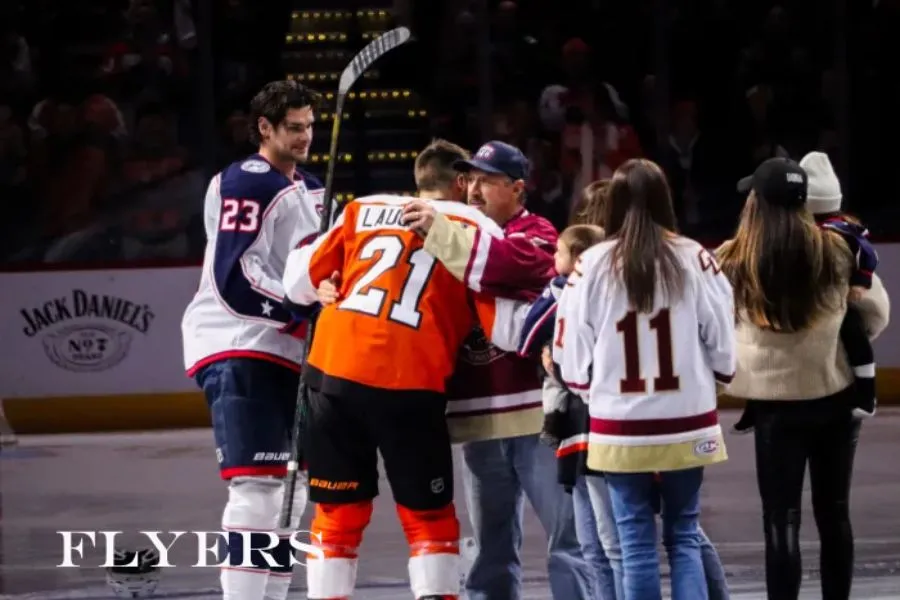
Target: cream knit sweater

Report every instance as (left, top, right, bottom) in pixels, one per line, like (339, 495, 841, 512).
(716, 241, 890, 401)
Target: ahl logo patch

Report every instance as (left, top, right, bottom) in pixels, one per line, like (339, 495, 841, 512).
(20, 289, 154, 373)
(693, 439, 719, 457)
(241, 159, 271, 173)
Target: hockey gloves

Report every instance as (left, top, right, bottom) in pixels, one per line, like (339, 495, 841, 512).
(280, 298, 320, 339)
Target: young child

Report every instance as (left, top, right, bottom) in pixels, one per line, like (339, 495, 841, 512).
(733, 151, 877, 433)
(518, 224, 606, 447)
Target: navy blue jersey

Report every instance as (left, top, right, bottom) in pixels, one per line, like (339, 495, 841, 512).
(518, 274, 567, 357)
(182, 155, 325, 374)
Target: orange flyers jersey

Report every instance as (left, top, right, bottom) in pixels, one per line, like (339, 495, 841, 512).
(283, 194, 528, 395)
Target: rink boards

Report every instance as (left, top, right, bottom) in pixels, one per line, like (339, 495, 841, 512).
(2, 245, 899, 435)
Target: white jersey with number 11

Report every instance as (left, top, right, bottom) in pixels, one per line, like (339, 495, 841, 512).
(553, 235, 736, 472)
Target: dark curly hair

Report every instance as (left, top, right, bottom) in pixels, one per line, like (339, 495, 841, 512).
(248, 80, 322, 146)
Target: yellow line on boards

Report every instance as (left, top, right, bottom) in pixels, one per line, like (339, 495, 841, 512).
(3, 392, 210, 434)
(4, 368, 900, 435)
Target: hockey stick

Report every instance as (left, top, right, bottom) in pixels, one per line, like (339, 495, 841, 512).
(280, 26, 413, 529)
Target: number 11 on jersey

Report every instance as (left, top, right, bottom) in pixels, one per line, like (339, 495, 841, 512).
(616, 308, 680, 394)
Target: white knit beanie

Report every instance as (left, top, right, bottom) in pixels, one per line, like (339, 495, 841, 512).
(799, 151, 842, 214)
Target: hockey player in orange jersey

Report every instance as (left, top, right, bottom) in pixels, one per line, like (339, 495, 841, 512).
(281, 140, 528, 600)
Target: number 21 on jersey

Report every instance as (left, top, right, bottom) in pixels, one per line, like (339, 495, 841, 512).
(616, 308, 680, 394)
(338, 235, 437, 329)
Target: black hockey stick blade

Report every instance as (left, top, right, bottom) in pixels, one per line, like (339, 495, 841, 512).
(317, 27, 412, 235)
(338, 26, 412, 95)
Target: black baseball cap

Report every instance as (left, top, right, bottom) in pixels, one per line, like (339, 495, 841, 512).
(453, 141, 529, 181)
(737, 157, 808, 208)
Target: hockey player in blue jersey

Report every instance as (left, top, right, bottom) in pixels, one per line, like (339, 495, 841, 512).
(181, 80, 325, 600)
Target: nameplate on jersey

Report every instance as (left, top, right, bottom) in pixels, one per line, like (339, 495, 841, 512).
(356, 205, 407, 232)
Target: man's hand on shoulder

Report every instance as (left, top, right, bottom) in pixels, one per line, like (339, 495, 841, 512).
(401, 199, 437, 237)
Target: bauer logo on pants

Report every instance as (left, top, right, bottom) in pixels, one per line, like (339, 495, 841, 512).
(19, 289, 155, 373)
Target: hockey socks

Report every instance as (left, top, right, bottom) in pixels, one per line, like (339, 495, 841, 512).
(264, 472, 309, 600)
(262, 538, 293, 600)
(220, 477, 282, 600)
(398, 504, 461, 599)
(307, 501, 372, 599)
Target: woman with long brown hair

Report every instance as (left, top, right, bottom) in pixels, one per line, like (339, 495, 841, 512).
(556, 159, 736, 599)
(717, 157, 890, 600)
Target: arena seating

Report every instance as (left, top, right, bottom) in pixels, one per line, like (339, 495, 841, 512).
(284, 7, 425, 199)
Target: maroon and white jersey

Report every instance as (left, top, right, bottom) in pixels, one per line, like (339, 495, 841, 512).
(419, 207, 557, 442)
(554, 236, 735, 473)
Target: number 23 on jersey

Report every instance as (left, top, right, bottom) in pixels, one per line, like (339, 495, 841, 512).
(338, 234, 437, 329)
(219, 198, 261, 233)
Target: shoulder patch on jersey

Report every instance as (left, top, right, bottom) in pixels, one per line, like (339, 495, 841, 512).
(241, 159, 271, 174)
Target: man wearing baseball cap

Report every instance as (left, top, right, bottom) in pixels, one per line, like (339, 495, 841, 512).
(402, 140, 593, 599)
(452, 141, 534, 226)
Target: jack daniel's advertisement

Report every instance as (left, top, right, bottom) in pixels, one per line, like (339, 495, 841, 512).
(19, 289, 155, 373)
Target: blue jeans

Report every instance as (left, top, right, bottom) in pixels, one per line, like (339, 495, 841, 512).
(573, 476, 616, 600)
(462, 434, 593, 600)
(606, 468, 707, 600)
(586, 473, 730, 600)
(585, 475, 626, 599)
(698, 528, 729, 600)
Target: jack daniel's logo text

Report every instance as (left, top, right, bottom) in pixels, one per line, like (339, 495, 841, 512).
(20, 289, 155, 372)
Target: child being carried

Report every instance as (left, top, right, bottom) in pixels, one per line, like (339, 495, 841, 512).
(733, 152, 878, 433)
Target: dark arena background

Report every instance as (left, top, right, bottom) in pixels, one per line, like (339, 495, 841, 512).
(1, 0, 899, 598)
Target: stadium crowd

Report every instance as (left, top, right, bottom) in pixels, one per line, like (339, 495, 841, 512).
(423, 0, 899, 238)
(2, 0, 899, 264)
(0, 0, 285, 262)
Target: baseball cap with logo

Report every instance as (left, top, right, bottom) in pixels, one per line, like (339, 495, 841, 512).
(737, 157, 808, 208)
(453, 141, 530, 181)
